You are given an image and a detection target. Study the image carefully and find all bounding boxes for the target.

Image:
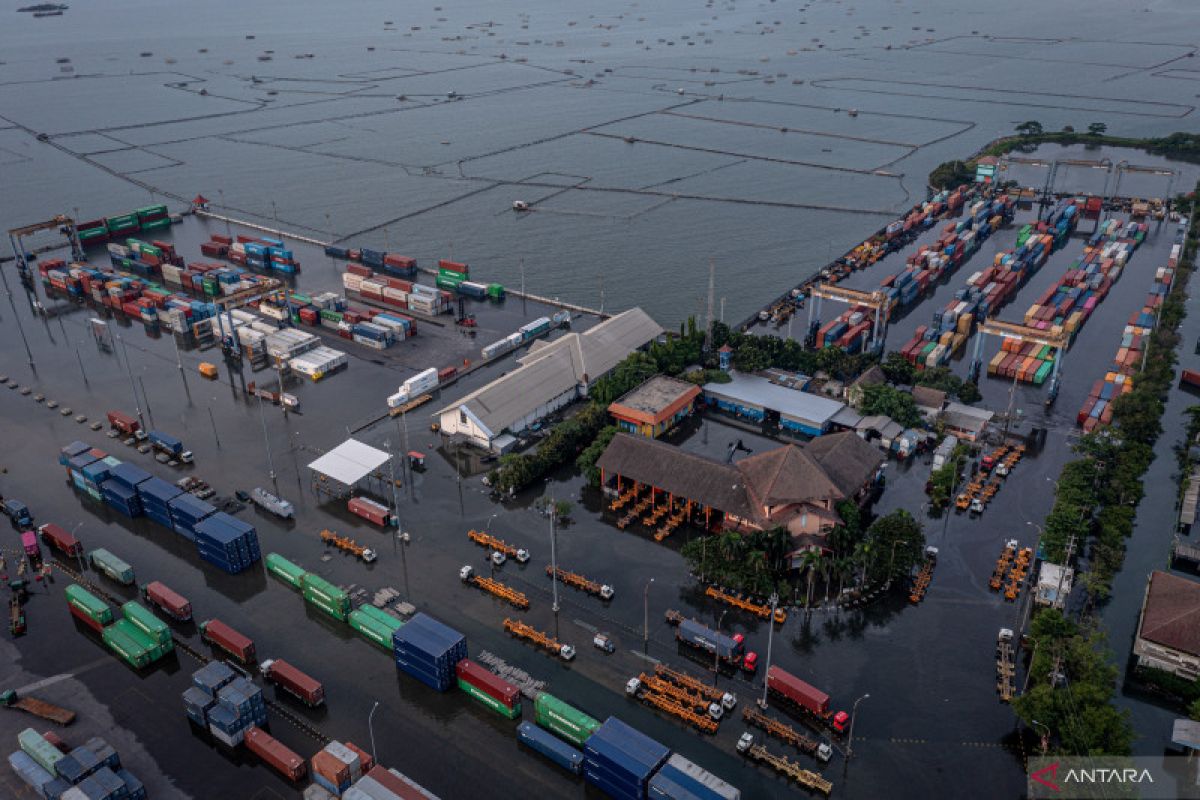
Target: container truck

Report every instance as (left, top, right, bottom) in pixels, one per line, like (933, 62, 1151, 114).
(41, 522, 87, 558)
(245, 726, 307, 782)
(20, 531, 39, 560)
(106, 411, 142, 438)
(260, 658, 325, 706)
(141, 581, 192, 621)
(348, 496, 394, 527)
(147, 430, 193, 463)
(533, 692, 601, 748)
(675, 618, 753, 671)
(199, 618, 256, 663)
(766, 665, 849, 734)
(387, 367, 439, 408)
(90, 548, 134, 585)
(4, 499, 33, 529)
(250, 487, 295, 519)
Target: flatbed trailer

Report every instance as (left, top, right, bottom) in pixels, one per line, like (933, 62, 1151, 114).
(503, 618, 573, 660)
(467, 529, 526, 560)
(742, 742, 832, 796)
(545, 565, 613, 600)
(654, 664, 727, 704)
(742, 707, 830, 762)
(0, 690, 76, 725)
(627, 677, 718, 735)
(463, 568, 529, 610)
(705, 585, 787, 624)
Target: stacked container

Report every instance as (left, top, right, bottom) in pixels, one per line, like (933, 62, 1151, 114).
(583, 717, 670, 800)
(102, 618, 164, 668)
(100, 473, 143, 518)
(301, 573, 351, 621)
(455, 659, 521, 718)
(120, 601, 174, 654)
(648, 754, 741, 800)
(66, 585, 113, 632)
(168, 492, 216, 541)
(534, 692, 601, 747)
(194, 512, 261, 574)
(349, 605, 405, 650)
(392, 613, 467, 692)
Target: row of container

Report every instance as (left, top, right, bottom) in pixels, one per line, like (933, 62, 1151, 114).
(325, 245, 420, 279)
(202, 233, 300, 274)
(479, 311, 571, 360)
(1078, 256, 1176, 430)
(59, 440, 262, 575)
(10, 729, 145, 800)
(76, 204, 169, 245)
(343, 270, 452, 317)
(64, 584, 173, 669)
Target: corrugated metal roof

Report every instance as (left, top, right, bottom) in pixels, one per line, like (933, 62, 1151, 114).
(703, 372, 845, 426)
(440, 308, 662, 437)
(307, 439, 391, 485)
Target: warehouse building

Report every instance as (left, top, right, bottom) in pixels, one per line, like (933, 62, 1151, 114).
(702, 372, 846, 437)
(437, 308, 663, 451)
(1133, 571, 1200, 680)
(595, 431, 884, 545)
(608, 376, 701, 438)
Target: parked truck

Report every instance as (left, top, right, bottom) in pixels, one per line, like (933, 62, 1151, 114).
(38, 523, 83, 557)
(147, 431, 193, 464)
(260, 659, 324, 707)
(3, 499, 33, 530)
(244, 726, 306, 781)
(141, 581, 192, 621)
(766, 666, 849, 735)
(199, 619, 256, 663)
(675, 618, 756, 673)
(106, 410, 143, 438)
(90, 548, 134, 585)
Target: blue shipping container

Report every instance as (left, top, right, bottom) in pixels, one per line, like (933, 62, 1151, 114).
(518, 722, 584, 775)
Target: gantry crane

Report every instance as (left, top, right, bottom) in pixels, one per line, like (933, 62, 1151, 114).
(969, 319, 1070, 403)
(805, 283, 890, 353)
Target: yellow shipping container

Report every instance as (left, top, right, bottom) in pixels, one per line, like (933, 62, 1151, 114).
(950, 332, 967, 354)
(957, 313, 973, 334)
(939, 330, 955, 346)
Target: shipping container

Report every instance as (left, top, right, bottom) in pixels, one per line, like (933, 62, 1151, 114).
(261, 658, 325, 706)
(199, 618, 256, 663)
(245, 726, 307, 781)
(534, 692, 601, 748)
(348, 496, 393, 527)
(518, 721, 584, 775)
(121, 601, 173, 648)
(142, 580, 192, 621)
(90, 548, 134, 585)
(456, 659, 520, 714)
(266, 552, 307, 588)
(584, 717, 670, 800)
(392, 613, 467, 692)
(649, 753, 741, 800)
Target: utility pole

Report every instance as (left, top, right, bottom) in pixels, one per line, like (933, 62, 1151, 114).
(385, 439, 402, 533)
(138, 376, 154, 429)
(172, 332, 191, 402)
(713, 609, 728, 686)
(118, 336, 144, 427)
(2, 261, 36, 368)
(758, 593, 779, 709)
(208, 406, 221, 448)
(75, 347, 89, 388)
(1047, 534, 1077, 688)
(550, 501, 560, 614)
(257, 394, 277, 490)
(643, 577, 655, 651)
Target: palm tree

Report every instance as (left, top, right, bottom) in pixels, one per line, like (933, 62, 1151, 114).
(835, 556, 854, 602)
(799, 549, 821, 608)
(854, 541, 875, 589)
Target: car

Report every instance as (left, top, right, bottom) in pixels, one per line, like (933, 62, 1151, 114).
(558, 644, 576, 661)
(741, 651, 758, 674)
(514, 548, 530, 564)
(593, 634, 615, 654)
(491, 551, 506, 566)
(137, 443, 152, 454)
(235, 490, 250, 503)
(708, 702, 724, 721)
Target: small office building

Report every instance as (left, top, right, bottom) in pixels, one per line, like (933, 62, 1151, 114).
(607, 376, 701, 438)
(702, 372, 846, 437)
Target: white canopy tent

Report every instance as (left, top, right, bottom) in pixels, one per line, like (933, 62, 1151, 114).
(307, 438, 394, 498)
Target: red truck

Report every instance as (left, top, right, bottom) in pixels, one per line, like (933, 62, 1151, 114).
(142, 581, 192, 621)
(348, 497, 392, 527)
(245, 726, 307, 781)
(260, 658, 324, 707)
(766, 666, 849, 734)
(199, 619, 256, 663)
(1182, 369, 1200, 390)
(106, 411, 141, 436)
(38, 523, 83, 557)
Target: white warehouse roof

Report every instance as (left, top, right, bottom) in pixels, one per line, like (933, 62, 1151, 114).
(307, 438, 391, 485)
(703, 372, 845, 427)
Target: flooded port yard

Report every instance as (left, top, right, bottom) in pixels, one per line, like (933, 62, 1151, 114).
(3, 0, 1200, 798)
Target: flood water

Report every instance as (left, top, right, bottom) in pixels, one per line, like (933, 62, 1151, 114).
(2, 1, 1200, 798)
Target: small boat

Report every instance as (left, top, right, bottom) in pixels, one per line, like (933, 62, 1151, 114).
(512, 200, 530, 212)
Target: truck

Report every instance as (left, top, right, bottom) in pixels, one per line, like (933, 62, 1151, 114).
(199, 619, 256, 663)
(141, 581, 192, 621)
(147, 431, 193, 464)
(387, 367, 439, 409)
(90, 548, 134, 585)
(244, 726, 306, 782)
(675, 618, 756, 673)
(348, 496, 394, 527)
(106, 411, 142, 438)
(0, 689, 76, 725)
(766, 666, 849, 735)
(3, 499, 33, 530)
(1182, 368, 1200, 390)
(251, 487, 294, 519)
(20, 531, 39, 560)
(38, 523, 83, 557)
(260, 658, 324, 707)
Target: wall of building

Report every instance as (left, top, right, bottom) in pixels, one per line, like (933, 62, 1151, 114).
(1134, 638, 1200, 681)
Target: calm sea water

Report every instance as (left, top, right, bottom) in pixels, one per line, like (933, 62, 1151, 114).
(1, 0, 1196, 327)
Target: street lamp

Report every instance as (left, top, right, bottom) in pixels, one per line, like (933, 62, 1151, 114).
(70, 522, 85, 574)
(713, 609, 728, 686)
(846, 693, 870, 760)
(368, 701, 380, 762)
(758, 593, 779, 709)
(643, 578, 655, 650)
(485, 513, 498, 534)
(1031, 719, 1050, 754)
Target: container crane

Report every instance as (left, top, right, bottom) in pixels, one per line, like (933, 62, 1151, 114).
(805, 283, 890, 353)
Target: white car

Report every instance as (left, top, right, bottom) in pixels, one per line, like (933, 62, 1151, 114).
(515, 549, 530, 564)
(559, 644, 576, 661)
(491, 551, 506, 566)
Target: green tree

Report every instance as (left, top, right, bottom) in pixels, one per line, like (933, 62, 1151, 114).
(1087, 122, 1107, 136)
(576, 425, 619, 487)
(864, 510, 925, 582)
(860, 384, 923, 428)
(957, 380, 982, 404)
(880, 351, 915, 385)
(928, 159, 974, 190)
(1016, 120, 1044, 136)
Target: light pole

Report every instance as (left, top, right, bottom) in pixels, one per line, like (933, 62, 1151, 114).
(1031, 719, 1049, 755)
(713, 609, 728, 685)
(550, 501, 559, 614)
(846, 693, 870, 760)
(758, 593, 779, 709)
(643, 578, 655, 651)
(368, 701, 380, 762)
(485, 513, 498, 534)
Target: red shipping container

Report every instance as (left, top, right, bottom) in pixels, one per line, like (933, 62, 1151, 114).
(200, 242, 228, 258)
(347, 263, 373, 278)
(144, 581, 192, 620)
(246, 727, 306, 782)
(236, 234, 258, 244)
(384, 277, 412, 292)
(348, 497, 390, 526)
(384, 254, 416, 269)
(438, 367, 457, 382)
(438, 259, 467, 274)
(69, 602, 104, 633)
(200, 619, 256, 663)
(312, 751, 350, 787)
(456, 659, 520, 709)
(230, 251, 247, 265)
(211, 233, 233, 245)
(364, 765, 438, 800)
(343, 741, 375, 774)
(299, 307, 319, 325)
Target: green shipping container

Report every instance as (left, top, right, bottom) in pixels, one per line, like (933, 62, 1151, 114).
(103, 620, 154, 668)
(79, 227, 108, 242)
(136, 204, 168, 219)
(66, 585, 113, 625)
(348, 609, 394, 650)
(357, 605, 404, 632)
(319, 309, 342, 323)
(18, 728, 64, 776)
(91, 548, 134, 585)
(436, 276, 462, 291)
(122, 601, 173, 646)
(533, 692, 600, 747)
(304, 593, 349, 622)
(458, 679, 521, 719)
(487, 283, 505, 300)
(142, 218, 171, 231)
(1033, 360, 1053, 385)
(266, 553, 306, 588)
(289, 293, 312, 306)
(300, 574, 350, 612)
